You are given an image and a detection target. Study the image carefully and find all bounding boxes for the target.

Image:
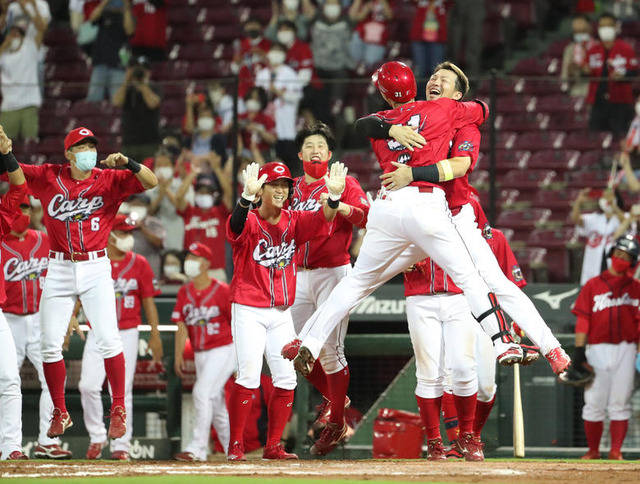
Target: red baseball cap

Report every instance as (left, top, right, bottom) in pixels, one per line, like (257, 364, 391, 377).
(187, 242, 213, 263)
(64, 127, 99, 151)
(112, 214, 137, 232)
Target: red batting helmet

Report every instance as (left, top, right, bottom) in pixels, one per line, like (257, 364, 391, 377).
(372, 61, 417, 103)
(259, 162, 293, 184)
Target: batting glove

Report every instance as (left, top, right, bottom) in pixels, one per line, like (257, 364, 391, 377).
(241, 162, 267, 202)
(325, 162, 348, 201)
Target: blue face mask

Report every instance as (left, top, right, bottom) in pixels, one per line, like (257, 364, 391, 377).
(74, 151, 97, 171)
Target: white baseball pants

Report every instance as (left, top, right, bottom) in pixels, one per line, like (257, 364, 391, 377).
(407, 293, 478, 398)
(78, 328, 138, 451)
(299, 187, 513, 359)
(184, 343, 235, 459)
(40, 257, 123, 363)
(291, 264, 351, 374)
(583, 342, 636, 422)
(0, 310, 22, 459)
(231, 303, 297, 390)
(5, 312, 58, 446)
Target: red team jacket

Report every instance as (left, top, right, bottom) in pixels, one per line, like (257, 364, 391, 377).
(572, 271, 640, 345)
(179, 204, 230, 270)
(112, 252, 160, 330)
(1, 229, 49, 315)
(171, 279, 233, 352)
(18, 165, 144, 253)
(0, 182, 29, 304)
(440, 125, 481, 211)
(290, 176, 369, 269)
(370, 98, 487, 191)
(585, 39, 638, 104)
(226, 209, 332, 308)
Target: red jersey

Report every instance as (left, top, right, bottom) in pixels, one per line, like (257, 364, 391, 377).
(0, 182, 28, 305)
(355, 0, 393, 45)
(130, 0, 168, 49)
(226, 208, 332, 307)
(585, 39, 638, 104)
(370, 98, 487, 190)
(291, 175, 369, 269)
(441, 124, 481, 210)
(410, 0, 449, 43)
(111, 252, 160, 330)
(1, 229, 49, 315)
(20, 164, 144, 253)
(171, 279, 233, 352)
(572, 270, 640, 344)
(404, 228, 524, 296)
(179, 204, 230, 270)
(285, 39, 321, 89)
(238, 112, 276, 154)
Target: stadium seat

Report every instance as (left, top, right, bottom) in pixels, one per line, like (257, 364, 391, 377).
(515, 131, 565, 152)
(500, 169, 558, 192)
(40, 99, 72, 118)
(167, 26, 204, 45)
(160, 98, 186, 118)
(532, 188, 583, 211)
(167, 7, 196, 26)
(563, 130, 613, 151)
(545, 112, 589, 131)
(186, 61, 231, 79)
(496, 112, 544, 133)
(152, 61, 190, 81)
(175, 43, 215, 62)
(45, 46, 85, 64)
(494, 94, 536, 114)
(45, 81, 88, 101)
(496, 208, 552, 241)
(544, 39, 570, 58)
(566, 170, 610, 189)
(577, 150, 610, 170)
(527, 227, 579, 281)
(69, 100, 113, 118)
(46, 63, 91, 83)
(491, 150, 531, 173)
(528, 150, 580, 172)
(196, 7, 239, 25)
(480, 132, 518, 151)
(43, 28, 77, 47)
(209, 24, 244, 42)
(513, 247, 548, 282)
(519, 78, 565, 96)
(536, 94, 585, 113)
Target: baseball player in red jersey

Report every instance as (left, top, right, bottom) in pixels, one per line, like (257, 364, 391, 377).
(376, 62, 570, 375)
(567, 235, 640, 460)
(79, 214, 162, 461)
(0, 196, 73, 459)
(172, 242, 235, 462)
(280, 121, 369, 455)
(5, 126, 158, 440)
(0, 128, 29, 460)
(225, 160, 346, 461)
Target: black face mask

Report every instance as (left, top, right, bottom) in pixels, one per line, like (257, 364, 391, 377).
(245, 29, 261, 39)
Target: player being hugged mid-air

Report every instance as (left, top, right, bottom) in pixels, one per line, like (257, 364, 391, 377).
(3, 126, 157, 441)
(225, 160, 346, 461)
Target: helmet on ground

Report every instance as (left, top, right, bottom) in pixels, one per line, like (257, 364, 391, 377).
(608, 234, 639, 264)
(372, 61, 417, 103)
(259, 162, 293, 184)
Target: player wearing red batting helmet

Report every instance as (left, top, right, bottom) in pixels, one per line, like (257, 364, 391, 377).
(371, 61, 417, 104)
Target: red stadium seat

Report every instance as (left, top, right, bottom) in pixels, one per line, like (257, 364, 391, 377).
(500, 169, 558, 192)
(566, 170, 610, 189)
(494, 94, 536, 114)
(43, 28, 77, 47)
(527, 227, 580, 281)
(174, 43, 215, 62)
(209, 24, 244, 42)
(563, 131, 613, 151)
(160, 98, 186, 117)
(496, 113, 544, 133)
(37, 136, 65, 155)
(69, 100, 113, 118)
(152, 61, 190, 81)
(167, 7, 196, 26)
(167, 26, 204, 45)
(45, 81, 88, 101)
(544, 39, 570, 58)
(528, 150, 580, 172)
(536, 94, 585, 113)
(515, 131, 565, 152)
(186, 61, 231, 79)
(45, 46, 85, 64)
(496, 208, 552, 241)
(532, 188, 583, 211)
(513, 247, 548, 282)
(196, 7, 239, 25)
(518, 79, 565, 96)
(46, 63, 91, 83)
(39, 117, 74, 138)
(480, 132, 518, 151)
(487, 150, 531, 173)
(40, 99, 72, 118)
(545, 112, 589, 132)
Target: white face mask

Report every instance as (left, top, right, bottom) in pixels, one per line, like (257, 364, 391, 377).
(277, 30, 295, 47)
(195, 194, 214, 210)
(184, 259, 202, 279)
(635, 102, 640, 117)
(128, 206, 148, 221)
(598, 26, 616, 42)
(267, 50, 286, 67)
(283, 0, 299, 10)
(209, 89, 223, 104)
(112, 233, 135, 253)
(163, 264, 181, 276)
(10, 37, 21, 51)
(155, 166, 174, 180)
(573, 33, 590, 43)
(197, 117, 215, 132)
(323, 4, 341, 20)
(245, 99, 261, 113)
(599, 197, 613, 214)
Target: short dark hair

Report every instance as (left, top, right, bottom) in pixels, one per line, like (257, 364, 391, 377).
(244, 16, 263, 27)
(278, 19, 297, 32)
(295, 121, 335, 151)
(598, 12, 617, 23)
(244, 86, 269, 109)
(433, 61, 469, 97)
(572, 14, 591, 23)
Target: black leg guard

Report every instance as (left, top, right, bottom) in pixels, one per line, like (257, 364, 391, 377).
(474, 293, 514, 344)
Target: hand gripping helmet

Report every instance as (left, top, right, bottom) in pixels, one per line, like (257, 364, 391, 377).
(258, 162, 293, 183)
(608, 234, 640, 264)
(372, 61, 417, 103)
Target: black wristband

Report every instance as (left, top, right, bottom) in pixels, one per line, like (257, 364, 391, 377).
(327, 198, 340, 209)
(412, 164, 440, 183)
(573, 346, 587, 367)
(1, 152, 20, 172)
(238, 196, 252, 208)
(125, 158, 142, 173)
(355, 115, 392, 139)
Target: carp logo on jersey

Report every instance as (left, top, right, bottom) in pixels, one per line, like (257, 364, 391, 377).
(592, 291, 640, 312)
(182, 303, 221, 326)
(512, 265, 524, 282)
(48, 193, 105, 222)
(457, 140, 474, 152)
(113, 277, 139, 299)
(253, 239, 296, 269)
(291, 197, 322, 212)
(482, 222, 493, 239)
(4, 256, 48, 282)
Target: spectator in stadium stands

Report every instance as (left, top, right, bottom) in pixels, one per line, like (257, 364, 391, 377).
(266, 0, 309, 42)
(618, 94, 640, 170)
(208, 81, 234, 135)
(239, 86, 276, 162)
(112, 55, 162, 162)
(612, 0, 639, 20)
(571, 187, 625, 285)
(183, 95, 227, 160)
(232, 16, 271, 98)
(561, 14, 597, 98)
(448, 0, 484, 84)
(410, 1, 449, 88)
(583, 12, 638, 137)
(85, 0, 135, 102)
(148, 148, 194, 251)
(256, 42, 303, 176)
(128, 0, 167, 62)
(0, 16, 43, 140)
(349, 0, 392, 68)
(160, 250, 187, 285)
(69, 0, 98, 55)
(119, 193, 166, 278)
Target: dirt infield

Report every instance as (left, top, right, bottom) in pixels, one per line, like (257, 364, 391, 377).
(1, 459, 640, 483)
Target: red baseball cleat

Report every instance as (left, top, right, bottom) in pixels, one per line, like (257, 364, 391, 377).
(34, 443, 72, 459)
(262, 444, 298, 460)
(580, 450, 601, 460)
(175, 451, 203, 462)
(545, 347, 571, 375)
(458, 433, 484, 461)
(426, 438, 447, 461)
(310, 421, 348, 456)
(47, 408, 73, 438)
(311, 396, 351, 436)
(520, 344, 541, 366)
(608, 450, 623, 460)
(293, 346, 315, 376)
(497, 345, 524, 366)
(446, 440, 464, 459)
(107, 406, 127, 439)
(227, 441, 246, 461)
(281, 339, 302, 360)
(86, 441, 107, 460)
(111, 450, 130, 461)
(7, 451, 28, 460)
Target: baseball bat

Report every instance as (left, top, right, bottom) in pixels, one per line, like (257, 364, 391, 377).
(513, 363, 525, 458)
(607, 157, 618, 189)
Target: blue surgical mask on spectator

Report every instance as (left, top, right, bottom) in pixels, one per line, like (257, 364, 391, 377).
(109, 0, 124, 9)
(74, 151, 97, 171)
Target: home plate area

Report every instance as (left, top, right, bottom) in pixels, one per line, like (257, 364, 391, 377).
(1, 460, 639, 482)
